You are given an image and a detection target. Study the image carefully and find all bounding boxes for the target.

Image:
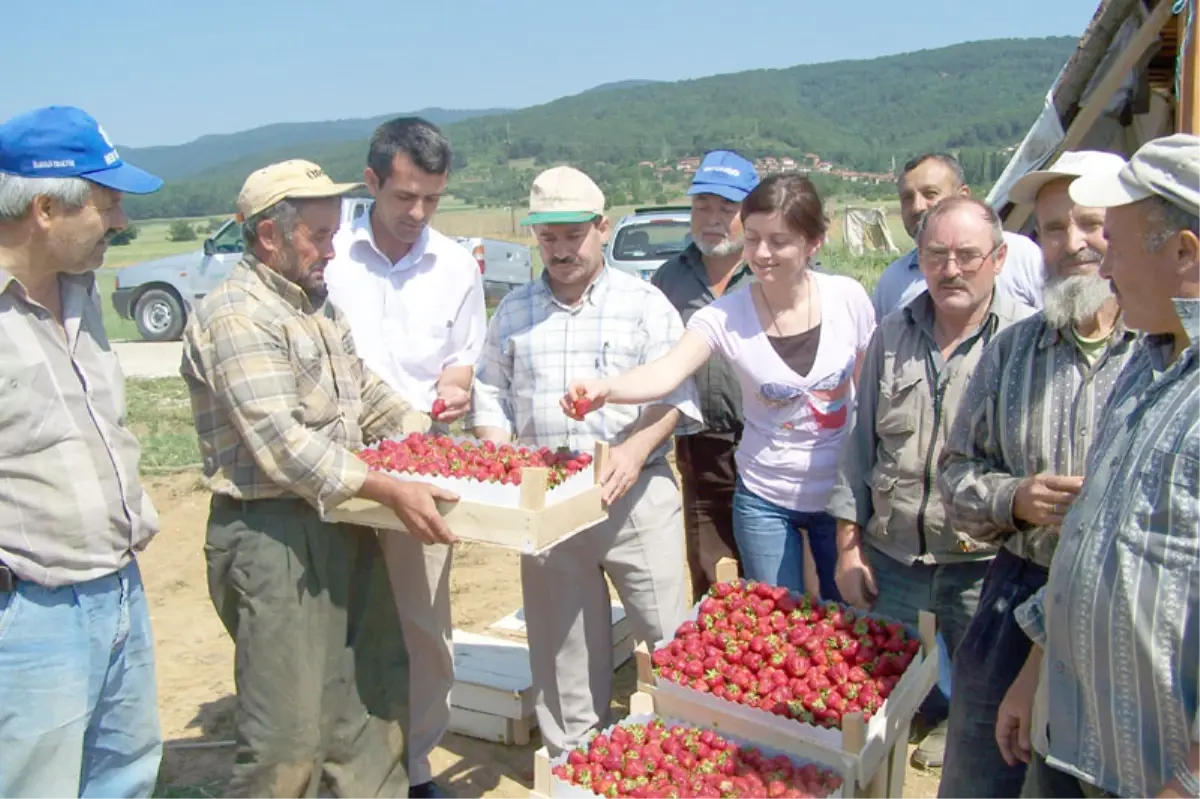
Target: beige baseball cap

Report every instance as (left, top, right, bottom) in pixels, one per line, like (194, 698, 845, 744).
(1008, 149, 1128, 205)
(522, 166, 605, 225)
(1069, 134, 1199, 216)
(235, 159, 363, 221)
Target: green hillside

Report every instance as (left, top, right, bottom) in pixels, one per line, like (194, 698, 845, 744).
(122, 37, 1074, 220)
(118, 107, 510, 180)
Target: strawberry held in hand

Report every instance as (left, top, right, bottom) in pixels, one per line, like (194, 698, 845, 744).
(431, 398, 447, 420)
(651, 579, 923, 730)
(551, 720, 843, 798)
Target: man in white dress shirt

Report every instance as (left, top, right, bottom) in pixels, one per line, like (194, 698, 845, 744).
(324, 117, 486, 799)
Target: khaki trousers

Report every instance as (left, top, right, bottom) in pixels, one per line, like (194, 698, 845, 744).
(379, 535, 453, 786)
(521, 461, 689, 757)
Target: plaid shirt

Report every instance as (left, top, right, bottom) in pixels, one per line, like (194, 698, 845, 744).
(467, 267, 702, 460)
(0, 267, 158, 587)
(180, 256, 415, 514)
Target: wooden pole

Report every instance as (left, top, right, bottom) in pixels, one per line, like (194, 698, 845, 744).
(1180, 0, 1199, 133)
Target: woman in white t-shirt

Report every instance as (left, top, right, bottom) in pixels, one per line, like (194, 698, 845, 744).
(564, 174, 875, 599)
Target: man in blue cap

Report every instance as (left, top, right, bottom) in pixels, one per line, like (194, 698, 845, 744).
(651, 149, 758, 600)
(0, 106, 165, 797)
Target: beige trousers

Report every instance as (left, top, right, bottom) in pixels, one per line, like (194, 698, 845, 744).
(379, 535, 453, 786)
(521, 460, 689, 757)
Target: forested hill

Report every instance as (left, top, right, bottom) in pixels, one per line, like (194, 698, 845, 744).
(123, 37, 1075, 220)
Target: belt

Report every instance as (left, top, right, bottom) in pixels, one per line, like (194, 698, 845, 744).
(0, 563, 16, 593)
(211, 494, 312, 515)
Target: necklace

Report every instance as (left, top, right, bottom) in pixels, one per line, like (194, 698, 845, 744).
(758, 272, 816, 337)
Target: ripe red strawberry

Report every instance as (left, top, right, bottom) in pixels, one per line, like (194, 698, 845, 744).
(848, 665, 869, 683)
(430, 398, 447, 419)
(572, 396, 592, 417)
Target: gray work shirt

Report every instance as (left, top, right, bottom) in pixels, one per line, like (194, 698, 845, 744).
(0, 266, 159, 587)
(651, 244, 753, 436)
(827, 288, 1032, 564)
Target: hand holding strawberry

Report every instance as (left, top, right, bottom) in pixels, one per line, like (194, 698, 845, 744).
(430, 385, 470, 424)
(562, 379, 610, 420)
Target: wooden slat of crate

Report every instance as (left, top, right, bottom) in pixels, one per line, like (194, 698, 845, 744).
(326, 484, 606, 553)
(633, 610, 939, 796)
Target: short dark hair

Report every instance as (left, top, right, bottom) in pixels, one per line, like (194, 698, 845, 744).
(367, 117, 452, 182)
(740, 174, 829, 239)
(917, 196, 1003, 248)
(902, 152, 966, 187)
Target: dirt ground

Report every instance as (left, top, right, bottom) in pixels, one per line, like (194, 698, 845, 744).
(141, 473, 941, 798)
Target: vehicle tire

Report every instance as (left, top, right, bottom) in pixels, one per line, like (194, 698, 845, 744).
(133, 288, 186, 342)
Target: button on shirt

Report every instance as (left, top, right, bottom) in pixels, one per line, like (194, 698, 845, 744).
(0, 267, 158, 587)
(650, 244, 753, 435)
(1015, 298, 1199, 798)
(467, 267, 702, 460)
(872, 231, 1045, 320)
(937, 314, 1139, 568)
(180, 257, 413, 515)
(324, 217, 487, 409)
(827, 289, 1032, 564)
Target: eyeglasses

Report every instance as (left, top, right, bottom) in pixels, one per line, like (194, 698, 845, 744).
(918, 242, 1003, 272)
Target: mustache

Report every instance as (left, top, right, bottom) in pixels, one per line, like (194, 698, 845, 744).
(938, 277, 970, 291)
(550, 256, 580, 266)
(1057, 247, 1104, 270)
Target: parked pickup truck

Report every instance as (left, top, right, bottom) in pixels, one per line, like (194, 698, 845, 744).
(111, 197, 533, 341)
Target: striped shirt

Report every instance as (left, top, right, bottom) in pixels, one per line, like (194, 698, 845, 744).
(1015, 298, 1200, 797)
(180, 257, 415, 515)
(937, 313, 1139, 567)
(0, 267, 158, 588)
(467, 267, 702, 457)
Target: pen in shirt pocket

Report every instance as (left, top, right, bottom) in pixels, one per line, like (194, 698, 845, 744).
(594, 340, 611, 371)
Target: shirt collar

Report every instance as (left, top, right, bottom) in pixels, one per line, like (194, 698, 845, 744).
(350, 210, 432, 272)
(904, 285, 1013, 339)
(905, 248, 921, 271)
(241, 253, 321, 314)
(1036, 314, 1137, 351)
(0, 261, 94, 303)
(536, 264, 612, 311)
(1143, 297, 1200, 373)
(1173, 297, 1199, 344)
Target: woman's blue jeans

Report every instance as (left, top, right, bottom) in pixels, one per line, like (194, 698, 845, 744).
(731, 477, 843, 601)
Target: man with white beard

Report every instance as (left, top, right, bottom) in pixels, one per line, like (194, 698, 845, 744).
(651, 150, 758, 599)
(933, 150, 1135, 798)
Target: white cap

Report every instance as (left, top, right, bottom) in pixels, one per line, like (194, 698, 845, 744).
(1008, 150, 1128, 205)
(1069, 134, 1200, 216)
(522, 166, 606, 225)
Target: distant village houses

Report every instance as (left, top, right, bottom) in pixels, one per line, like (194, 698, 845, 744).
(660, 151, 896, 185)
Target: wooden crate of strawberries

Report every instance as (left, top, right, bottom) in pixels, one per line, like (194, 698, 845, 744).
(634, 577, 938, 796)
(323, 433, 610, 554)
(532, 709, 850, 799)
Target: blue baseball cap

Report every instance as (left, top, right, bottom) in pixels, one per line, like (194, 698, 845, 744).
(687, 150, 759, 203)
(0, 106, 162, 194)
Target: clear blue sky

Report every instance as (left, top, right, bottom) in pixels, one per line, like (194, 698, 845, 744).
(2, 0, 1100, 147)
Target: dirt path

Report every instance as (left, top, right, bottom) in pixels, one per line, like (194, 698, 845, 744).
(141, 473, 939, 798)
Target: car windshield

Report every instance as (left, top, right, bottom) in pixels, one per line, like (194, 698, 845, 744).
(611, 220, 690, 261)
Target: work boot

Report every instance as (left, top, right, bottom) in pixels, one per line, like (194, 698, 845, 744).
(911, 718, 948, 770)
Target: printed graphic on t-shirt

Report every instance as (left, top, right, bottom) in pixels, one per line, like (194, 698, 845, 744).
(757, 359, 854, 432)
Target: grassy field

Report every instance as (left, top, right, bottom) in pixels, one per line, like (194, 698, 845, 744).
(126, 377, 202, 473)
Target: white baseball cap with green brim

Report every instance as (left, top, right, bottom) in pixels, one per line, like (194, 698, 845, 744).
(522, 165, 606, 225)
(1068, 133, 1199, 216)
